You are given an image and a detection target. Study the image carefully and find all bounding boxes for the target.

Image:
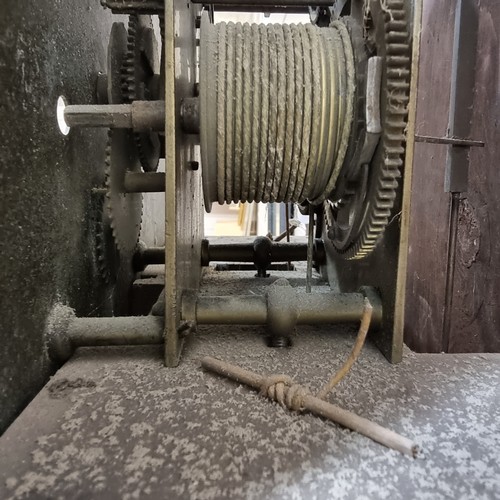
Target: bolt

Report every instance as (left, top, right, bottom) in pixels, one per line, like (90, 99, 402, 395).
(188, 160, 199, 171)
(266, 335, 292, 348)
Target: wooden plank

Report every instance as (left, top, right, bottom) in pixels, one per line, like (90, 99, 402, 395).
(449, 1, 500, 352)
(404, 0, 457, 352)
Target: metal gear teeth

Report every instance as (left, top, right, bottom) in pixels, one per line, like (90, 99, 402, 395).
(335, 0, 411, 260)
(120, 14, 160, 172)
(104, 130, 143, 257)
(104, 130, 120, 253)
(95, 220, 111, 284)
(121, 14, 140, 103)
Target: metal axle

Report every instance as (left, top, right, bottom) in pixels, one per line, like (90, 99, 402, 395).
(182, 280, 383, 337)
(62, 101, 165, 132)
(46, 305, 164, 361)
(123, 172, 165, 193)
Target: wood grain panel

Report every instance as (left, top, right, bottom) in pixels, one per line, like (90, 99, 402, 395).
(404, 0, 457, 352)
(449, 1, 500, 352)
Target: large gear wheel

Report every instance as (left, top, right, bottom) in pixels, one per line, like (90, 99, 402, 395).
(95, 22, 129, 284)
(105, 129, 143, 257)
(325, 0, 411, 259)
(101, 128, 143, 314)
(122, 14, 161, 173)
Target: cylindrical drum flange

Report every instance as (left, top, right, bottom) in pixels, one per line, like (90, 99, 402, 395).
(199, 14, 355, 211)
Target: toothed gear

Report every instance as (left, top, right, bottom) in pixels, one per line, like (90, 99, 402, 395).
(105, 129, 143, 258)
(325, 0, 411, 259)
(95, 206, 119, 284)
(94, 22, 133, 285)
(122, 14, 161, 172)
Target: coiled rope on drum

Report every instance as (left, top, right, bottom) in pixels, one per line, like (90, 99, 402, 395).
(200, 18, 355, 210)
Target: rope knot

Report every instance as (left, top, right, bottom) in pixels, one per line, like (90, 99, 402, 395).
(260, 374, 310, 412)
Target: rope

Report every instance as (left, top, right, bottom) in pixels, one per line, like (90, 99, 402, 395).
(258, 298, 373, 410)
(200, 299, 420, 457)
(260, 374, 310, 411)
(200, 21, 355, 206)
(317, 297, 373, 399)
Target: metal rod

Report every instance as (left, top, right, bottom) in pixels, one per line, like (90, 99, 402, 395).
(103, 0, 164, 13)
(63, 101, 165, 131)
(67, 316, 164, 347)
(306, 211, 314, 293)
(186, 292, 381, 327)
(192, 295, 268, 325)
(442, 193, 460, 352)
(444, 0, 479, 193)
(46, 306, 164, 361)
(415, 134, 484, 148)
(201, 239, 326, 266)
(133, 246, 166, 271)
(64, 104, 133, 128)
(124, 172, 166, 193)
(191, 0, 332, 5)
(212, 5, 311, 12)
(285, 203, 291, 270)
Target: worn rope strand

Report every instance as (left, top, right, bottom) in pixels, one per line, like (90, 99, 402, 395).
(316, 297, 373, 400)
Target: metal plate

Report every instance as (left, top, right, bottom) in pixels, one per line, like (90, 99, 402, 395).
(323, 0, 422, 363)
(164, 0, 203, 366)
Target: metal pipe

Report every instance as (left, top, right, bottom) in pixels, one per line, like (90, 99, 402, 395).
(124, 172, 166, 193)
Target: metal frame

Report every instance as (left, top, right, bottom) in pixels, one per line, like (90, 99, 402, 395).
(164, 1, 203, 367)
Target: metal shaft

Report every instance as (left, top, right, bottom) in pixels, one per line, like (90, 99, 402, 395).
(67, 316, 164, 346)
(201, 239, 326, 265)
(46, 305, 164, 362)
(183, 291, 382, 327)
(192, 0, 334, 5)
(64, 101, 165, 131)
(134, 246, 167, 271)
(124, 172, 165, 193)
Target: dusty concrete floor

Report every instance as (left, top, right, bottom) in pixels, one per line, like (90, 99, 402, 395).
(0, 269, 499, 499)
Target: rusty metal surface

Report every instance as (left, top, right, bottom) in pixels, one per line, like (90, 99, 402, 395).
(163, 0, 203, 366)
